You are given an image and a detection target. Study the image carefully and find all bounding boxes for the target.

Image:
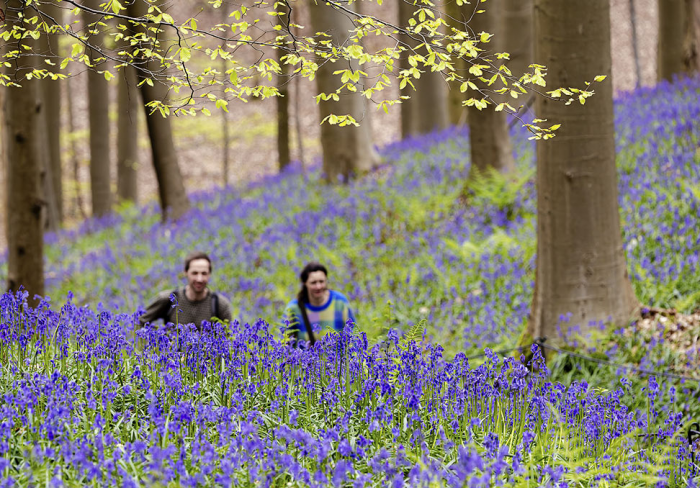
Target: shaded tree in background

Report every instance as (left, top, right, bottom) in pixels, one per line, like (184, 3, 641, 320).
(117, 65, 140, 204)
(83, 0, 113, 217)
(684, 0, 700, 72)
(657, 0, 689, 81)
(4, 0, 45, 300)
(127, 0, 190, 220)
(444, 0, 469, 126)
(398, 0, 449, 136)
(38, 0, 63, 228)
(502, 0, 533, 83)
(528, 0, 638, 342)
(276, 1, 291, 171)
(308, 1, 380, 181)
(467, 2, 515, 176)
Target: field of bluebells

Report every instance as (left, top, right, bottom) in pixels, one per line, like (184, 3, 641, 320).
(1, 78, 700, 485)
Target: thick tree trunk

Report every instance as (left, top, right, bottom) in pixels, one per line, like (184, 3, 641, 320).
(684, 0, 699, 72)
(444, 0, 469, 126)
(658, 0, 687, 81)
(308, 1, 379, 182)
(629, 0, 643, 88)
(38, 1, 63, 226)
(528, 0, 637, 342)
(66, 77, 87, 220)
(276, 3, 291, 171)
(129, 0, 190, 220)
(117, 65, 139, 204)
(83, 0, 112, 217)
(502, 0, 534, 84)
(398, 1, 449, 136)
(4, 0, 45, 300)
(468, 3, 516, 176)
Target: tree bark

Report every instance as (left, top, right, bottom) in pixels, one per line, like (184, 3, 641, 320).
(502, 0, 534, 84)
(468, 2, 516, 176)
(117, 65, 139, 204)
(83, 0, 112, 217)
(4, 0, 45, 301)
(38, 1, 63, 226)
(528, 0, 637, 342)
(308, 1, 380, 182)
(444, 0, 469, 126)
(128, 0, 190, 220)
(658, 0, 687, 81)
(629, 0, 642, 88)
(276, 3, 291, 171)
(398, 0, 449, 136)
(684, 0, 699, 72)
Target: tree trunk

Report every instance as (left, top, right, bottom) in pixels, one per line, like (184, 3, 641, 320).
(4, 0, 45, 301)
(220, 4, 230, 184)
(38, 1, 63, 226)
(276, 3, 291, 171)
(444, 0, 469, 126)
(468, 2, 516, 176)
(502, 0, 534, 85)
(66, 76, 87, 220)
(83, 0, 112, 217)
(528, 0, 637, 342)
(117, 65, 139, 204)
(308, 1, 380, 182)
(684, 0, 699, 72)
(398, 1, 449, 136)
(629, 0, 643, 88)
(128, 0, 190, 220)
(658, 0, 687, 81)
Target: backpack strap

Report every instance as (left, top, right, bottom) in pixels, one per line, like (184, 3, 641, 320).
(297, 301, 316, 346)
(210, 292, 219, 319)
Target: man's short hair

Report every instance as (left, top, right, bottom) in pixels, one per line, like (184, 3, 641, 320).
(184, 251, 212, 272)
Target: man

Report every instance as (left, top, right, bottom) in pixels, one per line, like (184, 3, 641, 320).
(139, 251, 233, 329)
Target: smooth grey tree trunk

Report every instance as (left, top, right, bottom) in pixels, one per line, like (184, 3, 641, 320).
(468, 2, 516, 176)
(276, 3, 291, 171)
(528, 0, 637, 342)
(4, 0, 45, 301)
(129, 0, 190, 220)
(398, 1, 449, 136)
(658, 0, 687, 81)
(502, 0, 534, 85)
(308, 1, 379, 182)
(83, 0, 112, 217)
(444, 0, 469, 126)
(38, 1, 63, 226)
(629, 0, 642, 88)
(66, 77, 87, 220)
(117, 65, 139, 204)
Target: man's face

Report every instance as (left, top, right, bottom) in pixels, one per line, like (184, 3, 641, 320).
(186, 258, 211, 294)
(305, 271, 328, 301)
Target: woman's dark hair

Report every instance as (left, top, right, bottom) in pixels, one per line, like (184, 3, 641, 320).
(297, 262, 328, 304)
(184, 251, 212, 273)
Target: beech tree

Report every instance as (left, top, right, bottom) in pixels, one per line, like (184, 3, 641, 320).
(527, 0, 638, 342)
(4, 0, 45, 301)
(467, 1, 515, 176)
(127, 0, 190, 220)
(657, 0, 689, 81)
(116, 65, 139, 204)
(38, 1, 63, 227)
(308, 0, 380, 181)
(83, 0, 113, 217)
(398, 0, 449, 136)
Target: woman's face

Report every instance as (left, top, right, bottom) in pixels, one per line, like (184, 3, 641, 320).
(305, 271, 328, 301)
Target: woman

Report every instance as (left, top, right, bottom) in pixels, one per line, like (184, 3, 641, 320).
(284, 262, 355, 345)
